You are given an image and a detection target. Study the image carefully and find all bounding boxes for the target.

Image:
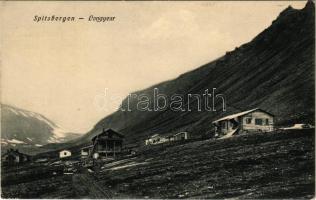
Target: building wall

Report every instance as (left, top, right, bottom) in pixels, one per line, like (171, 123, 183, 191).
(150, 136, 165, 144)
(218, 120, 236, 134)
(81, 148, 91, 156)
(174, 132, 189, 140)
(2, 154, 19, 165)
(81, 150, 89, 156)
(146, 135, 171, 145)
(59, 150, 71, 158)
(95, 140, 122, 152)
(241, 111, 274, 132)
(214, 111, 274, 135)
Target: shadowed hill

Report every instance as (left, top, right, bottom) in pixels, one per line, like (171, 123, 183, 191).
(76, 1, 314, 146)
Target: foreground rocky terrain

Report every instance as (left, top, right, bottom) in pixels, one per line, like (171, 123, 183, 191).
(2, 129, 314, 199)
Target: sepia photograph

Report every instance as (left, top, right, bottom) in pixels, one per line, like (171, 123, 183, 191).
(0, 0, 315, 199)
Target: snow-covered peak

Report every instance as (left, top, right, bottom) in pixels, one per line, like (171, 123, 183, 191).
(1, 104, 79, 145)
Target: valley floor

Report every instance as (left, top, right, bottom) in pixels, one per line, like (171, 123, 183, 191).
(1, 129, 315, 199)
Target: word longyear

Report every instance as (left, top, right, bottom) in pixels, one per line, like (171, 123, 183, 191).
(88, 15, 116, 22)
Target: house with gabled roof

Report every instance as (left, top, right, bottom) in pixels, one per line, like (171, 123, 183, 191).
(212, 108, 274, 138)
(2, 149, 31, 166)
(80, 145, 93, 159)
(145, 131, 190, 145)
(59, 149, 72, 159)
(91, 128, 124, 159)
(145, 134, 166, 145)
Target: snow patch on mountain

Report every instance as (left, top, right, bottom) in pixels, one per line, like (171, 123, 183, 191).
(7, 107, 19, 115)
(2, 104, 73, 144)
(1, 139, 8, 145)
(47, 127, 69, 143)
(7, 139, 26, 144)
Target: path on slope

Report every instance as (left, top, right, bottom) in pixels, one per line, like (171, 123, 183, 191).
(72, 172, 113, 198)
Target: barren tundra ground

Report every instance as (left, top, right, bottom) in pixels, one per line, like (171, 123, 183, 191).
(1, 129, 314, 199)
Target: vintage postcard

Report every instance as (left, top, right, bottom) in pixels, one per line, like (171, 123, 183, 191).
(0, 0, 314, 199)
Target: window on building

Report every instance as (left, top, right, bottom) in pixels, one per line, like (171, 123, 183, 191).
(266, 119, 269, 125)
(255, 119, 263, 125)
(222, 121, 226, 129)
(64, 152, 67, 155)
(246, 118, 252, 124)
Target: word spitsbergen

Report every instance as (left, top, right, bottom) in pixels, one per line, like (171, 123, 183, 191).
(33, 15, 75, 23)
(88, 15, 116, 22)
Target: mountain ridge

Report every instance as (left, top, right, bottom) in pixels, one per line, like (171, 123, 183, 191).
(1, 104, 82, 149)
(75, 1, 314, 147)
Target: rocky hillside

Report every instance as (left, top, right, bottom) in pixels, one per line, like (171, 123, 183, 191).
(1, 104, 81, 149)
(78, 1, 314, 145)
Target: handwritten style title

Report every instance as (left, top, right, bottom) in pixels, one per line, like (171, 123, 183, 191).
(33, 15, 116, 23)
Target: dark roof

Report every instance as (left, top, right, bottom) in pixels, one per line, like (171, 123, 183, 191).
(80, 145, 93, 150)
(91, 128, 124, 141)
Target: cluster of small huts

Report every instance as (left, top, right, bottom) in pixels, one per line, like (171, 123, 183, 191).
(145, 132, 190, 145)
(2, 108, 279, 166)
(57, 128, 125, 163)
(2, 149, 31, 166)
(145, 108, 275, 143)
(1, 128, 125, 166)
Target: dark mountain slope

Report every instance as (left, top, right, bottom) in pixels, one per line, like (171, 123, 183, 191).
(78, 2, 314, 146)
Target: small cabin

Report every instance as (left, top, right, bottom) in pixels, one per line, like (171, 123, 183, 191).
(164, 134, 175, 142)
(145, 134, 167, 145)
(80, 145, 93, 159)
(174, 132, 189, 141)
(2, 149, 31, 166)
(212, 108, 274, 137)
(59, 150, 72, 159)
(145, 131, 191, 145)
(124, 144, 138, 155)
(91, 128, 124, 159)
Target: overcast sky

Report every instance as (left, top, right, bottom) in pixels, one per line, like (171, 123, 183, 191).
(1, 1, 306, 133)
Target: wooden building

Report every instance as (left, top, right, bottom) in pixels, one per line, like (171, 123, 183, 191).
(2, 149, 31, 166)
(145, 132, 190, 145)
(174, 132, 189, 141)
(80, 145, 93, 159)
(145, 134, 159, 145)
(91, 128, 124, 159)
(212, 108, 274, 138)
(145, 134, 168, 145)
